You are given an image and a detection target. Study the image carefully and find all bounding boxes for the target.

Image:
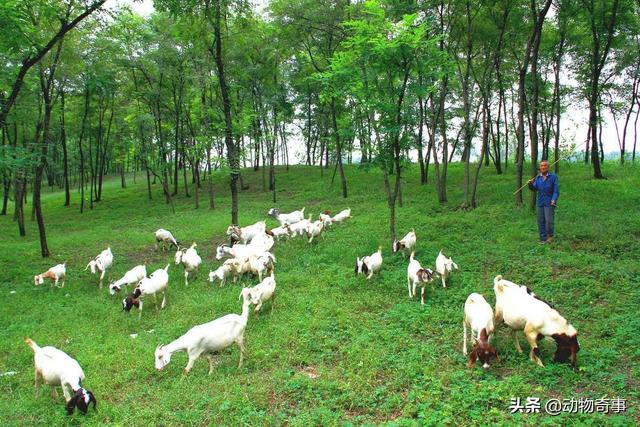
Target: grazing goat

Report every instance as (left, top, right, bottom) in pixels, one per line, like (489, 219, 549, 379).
(175, 242, 202, 286)
(154, 289, 252, 375)
(392, 229, 416, 257)
(435, 250, 458, 288)
(493, 275, 580, 368)
(123, 264, 170, 318)
(85, 247, 113, 289)
(331, 208, 351, 224)
(355, 247, 383, 280)
(109, 264, 147, 295)
(25, 338, 96, 415)
(268, 207, 305, 226)
(463, 293, 498, 369)
(34, 264, 66, 288)
(269, 224, 291, 240)
(155, 229, 179, 251)
(244, 271, 276, 314)
(227, 221, 267, 244)
(306, 220, 325, 243)
(208, 262, 235, 287)
(406, 252, 436, 306)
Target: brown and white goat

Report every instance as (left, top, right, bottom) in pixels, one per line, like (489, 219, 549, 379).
(463, 293, 498, 369)
(34, 263, 66, 288)
(493, 275, 580, 368)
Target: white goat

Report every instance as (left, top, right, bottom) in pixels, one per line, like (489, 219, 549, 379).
(122, 264, 170, 318)
(244, 271, 276, 314)
(355, 247, 383, 280)
(154, 289, 252, 375)
(268, 207, 305, 226)
(229, 252, 276, 282)
(493, 275, 580, 368)
(306, 220, 325, 243)
(407, 252, 436, 306)
(331, 208, 351, 224)
(175, 242, 202, 286)
(319, 211, 333, 227)
(249, 232, 275, 252)
(85, 247, 113, 289)
(463, 293, 498, 369)
(269, 224, 291, 240)
(393, 229, 416, 257)
(34, 263, 66, 288)
(227, 221, 267, 244)
(155, 228, 179, 251)
(25, 338, 97, 415)
(216, 232, 274, 261)
(208, 262, 235, 287)
(435, 250, 458, 288)
(287, 215, 312, 237)
(109, 264, 147, 295)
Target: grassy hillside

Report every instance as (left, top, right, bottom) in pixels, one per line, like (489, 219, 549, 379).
(0, 161, 639, 425)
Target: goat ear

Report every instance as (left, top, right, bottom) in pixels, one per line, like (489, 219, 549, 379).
(468, 348, 477, 368)
(65, 394, 79, 415)
(88, 390, 97, 411)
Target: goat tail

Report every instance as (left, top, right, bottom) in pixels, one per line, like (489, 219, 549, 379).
(164, 263, 170, 272)
(25, 338, 40, 352)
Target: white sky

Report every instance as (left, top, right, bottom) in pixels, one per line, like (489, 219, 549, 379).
(104, 0, 630, 161)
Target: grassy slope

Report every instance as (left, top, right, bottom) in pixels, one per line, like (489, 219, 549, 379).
(0, 162, 638, 426)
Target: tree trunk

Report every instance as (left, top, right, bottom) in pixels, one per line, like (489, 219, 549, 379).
(330, 98, 348, 198)
(59, 84, 71, 206)
(209, 0, 238, 224)
(515, 0, 553, 206)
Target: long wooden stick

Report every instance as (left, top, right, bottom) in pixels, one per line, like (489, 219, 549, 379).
(513, 139, 589, 195)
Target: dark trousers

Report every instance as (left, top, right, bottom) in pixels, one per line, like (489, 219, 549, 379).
(537, 205, 555, 241)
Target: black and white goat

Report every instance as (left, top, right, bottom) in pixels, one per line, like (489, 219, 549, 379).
(355, 247, 383, 280)
(123, 264, 170, 318)
(25, 338, 97, 416)
(392, 229, 416, 257)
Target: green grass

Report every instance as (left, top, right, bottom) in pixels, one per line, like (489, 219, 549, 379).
(1, 161, 639, 425)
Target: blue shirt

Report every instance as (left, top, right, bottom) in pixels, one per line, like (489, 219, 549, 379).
(528, 173, 559, 207)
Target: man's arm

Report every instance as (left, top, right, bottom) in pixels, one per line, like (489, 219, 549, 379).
(527, 176, 538, 191)
(551, 175, 559, 205)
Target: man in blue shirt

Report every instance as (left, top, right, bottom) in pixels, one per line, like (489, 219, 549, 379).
(527, 160, 559, 244)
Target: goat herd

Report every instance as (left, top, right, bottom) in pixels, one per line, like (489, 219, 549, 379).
(27, 206, 580, 417)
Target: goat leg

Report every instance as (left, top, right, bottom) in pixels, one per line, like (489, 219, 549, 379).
(463, 321, 468, 355)
(511, 329, 523, 353)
